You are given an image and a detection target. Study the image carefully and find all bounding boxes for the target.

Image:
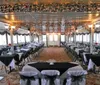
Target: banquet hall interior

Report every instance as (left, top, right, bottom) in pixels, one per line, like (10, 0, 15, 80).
(0, 0, 100, 85)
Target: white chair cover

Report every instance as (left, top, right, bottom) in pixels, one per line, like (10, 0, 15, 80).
(27, 61, 38, 65)
(66, 66, 87, 85)
(0, 61, 5, 66)
(19, 71, 39, 85)
(88, 59, 95, 70)
(41, 70, 60, 85)
(22, 65, 41, 76)
(20, 65, 40, 85)
(17, 53, 23, 60)
(83, 53, 88, 63)
(9, 59, 15, 69)
(0, 58, 15, 69)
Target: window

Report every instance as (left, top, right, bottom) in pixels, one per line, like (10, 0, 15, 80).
(54, 34, 58, 41)
(61, 35, 65, 42)
(34, 37, 38, 42)
(7, 34, 11, 44)
(79, 35, 82, 42)
(42, 35, 46, 42)
(76, 35, 78, 41)
(70, 36, 73, 42)
(94, 33, 97, 43)
(83, 34, 87, 42)
(87, 34, 90, 42)
(26, 35, 30, 42)
(13, 35, 17, 44)
(18, 35, 21, 43)
(49, 35, 53, 41)
(97, 33, 100, 43)
(20, 35, 25, 43)
(0, 34, 6, 45)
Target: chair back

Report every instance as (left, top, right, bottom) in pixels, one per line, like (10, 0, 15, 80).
(19, 71, 39, 85)
(41, 70, 60, 85)
(20, 65, 41, 85)
(66, 66, 87, 85)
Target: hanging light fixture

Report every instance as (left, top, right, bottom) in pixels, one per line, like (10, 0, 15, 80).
(95, 24, 100, 28)
(88, 24, 93, 28)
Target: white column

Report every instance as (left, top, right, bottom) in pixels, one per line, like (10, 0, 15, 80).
(31, 33, 34, 42)
(39, 35, 42, 42)
(17, 34, 18, 44)
(30, 33, 33, 42)
(69, 34, 71, 42)
(67, 35, 69, 42)
(10, 29, 14, 52)
(32, 33, 35, 42)
(24, 35, 26, 43)
(6, 32, 8, 45)
(73, 32, 76, 44)
(90, 27, 94, 53)
(66, 35, 68, 43)
(11, 33, 13, 46)
(82, 33, 83, 43)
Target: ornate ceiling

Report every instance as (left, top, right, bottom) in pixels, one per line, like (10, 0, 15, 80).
(0, 0, 100, 4)
(0, 0, 100, 34)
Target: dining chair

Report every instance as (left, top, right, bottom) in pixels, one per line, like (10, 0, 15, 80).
(66, 66, 87, 85)
(41, 70, 60, 85)
(20, 65, 41, 85)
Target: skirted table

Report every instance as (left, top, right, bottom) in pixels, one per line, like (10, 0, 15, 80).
(28, 62, 78, 75)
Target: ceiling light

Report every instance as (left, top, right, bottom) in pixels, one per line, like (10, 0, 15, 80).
(76, 30, 79, 33)
(11, 26, 15, 29)
(95, 24, 100, 28)
(11, 15, 15, 20)
(96, 13, 99, 17)
(4, 14, 8, 19)
(5, 25, 9, 29)
(88, 24, 93, 28)
(28, 31, 30, 33)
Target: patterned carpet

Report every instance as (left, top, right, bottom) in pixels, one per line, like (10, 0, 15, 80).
(0, 47, 100, 85)
(36, 47, 72, 62)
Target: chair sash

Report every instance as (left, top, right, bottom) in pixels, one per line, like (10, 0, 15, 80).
(67, 74, 86, 85)
(20, 74, 38, 85)
(71, 75, 85, 82)
(42, 75, 58, 85)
